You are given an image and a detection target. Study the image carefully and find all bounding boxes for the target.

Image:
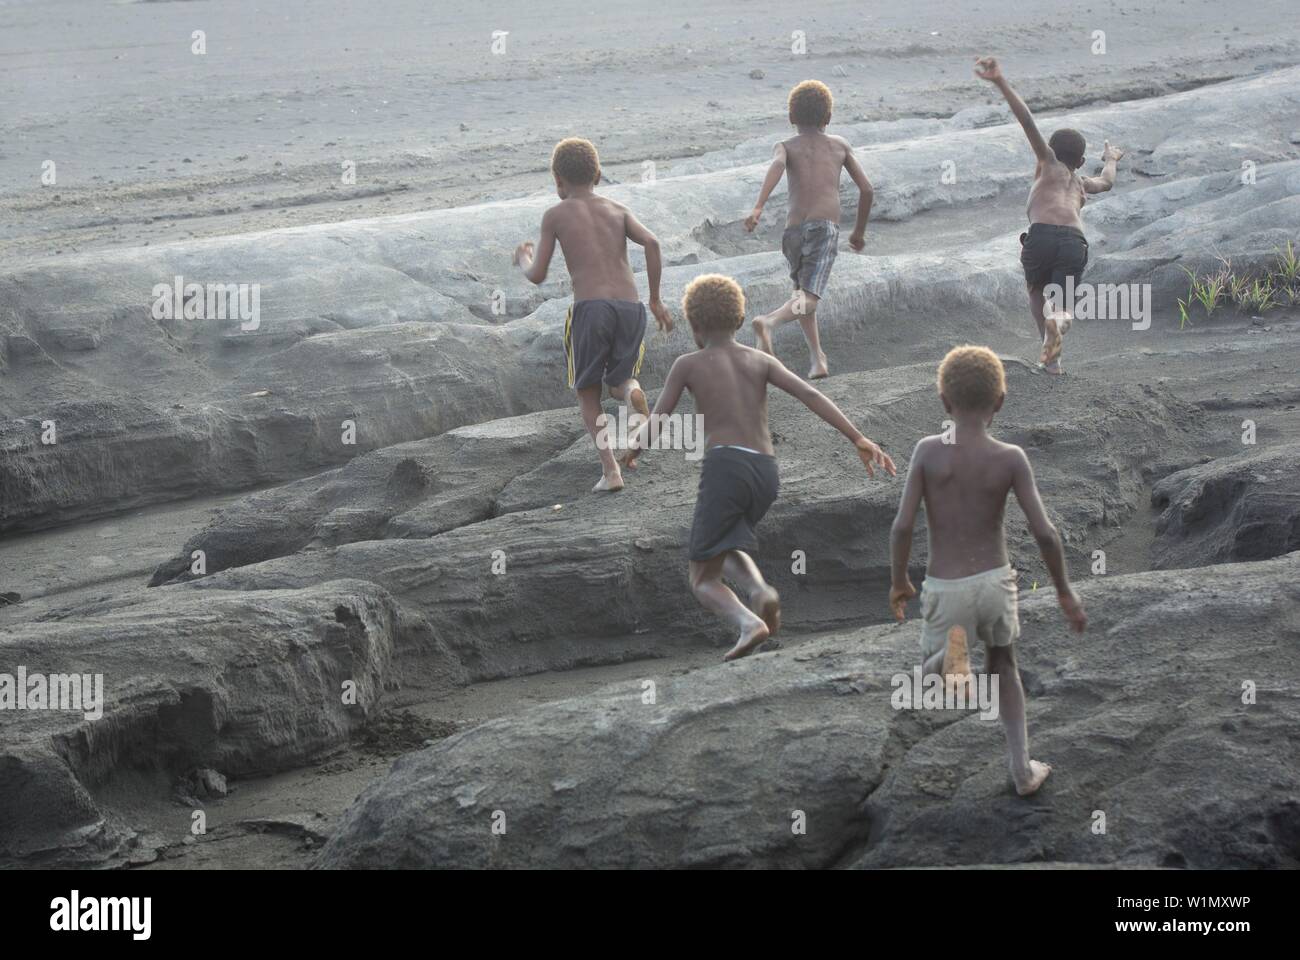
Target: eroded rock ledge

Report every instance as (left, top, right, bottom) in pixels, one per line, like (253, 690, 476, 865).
(315, 554, 1300, 870)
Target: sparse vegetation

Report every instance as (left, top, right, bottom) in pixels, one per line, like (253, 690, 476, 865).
(1178, 241, 1300, 328)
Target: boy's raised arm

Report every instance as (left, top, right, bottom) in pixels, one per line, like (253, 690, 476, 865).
(974, 56, 1053, 164)
(513, 208, 557, 285)
(766, 357, 896, 477)
(841, 140, 874, 251)
(1010, 447, 1087, 632)
(624, 211, 673, 332)
(1082, 140, 1124, 193)
(745, 143, 788, 232)
(889, 441, 927, 621)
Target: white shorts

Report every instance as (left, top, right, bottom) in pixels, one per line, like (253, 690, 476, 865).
(919, 564, 1020, 661)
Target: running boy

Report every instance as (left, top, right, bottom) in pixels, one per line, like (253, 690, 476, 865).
(889, 345, 1087, 795)
(515, 137, 673, 491)
(744, 80, 874, 380)
(975, 56, 1123, 374)
(622, 274, 895, 661)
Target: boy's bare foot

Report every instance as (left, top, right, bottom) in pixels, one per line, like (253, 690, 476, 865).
(1040, 317, 1062, 366)
(941, 625, 971, 674)
(750, 585, 781, 637)
(808, 352, 829, 380)
(723, 618, 771, 661)
(1015, 760, 1053, 796)
(629, 386, 650, 420)
(752, 316, 775, 355)
(941, 625, 976, 702)
(592, 472, 624, 493)
(1040, 359, 1064, 375)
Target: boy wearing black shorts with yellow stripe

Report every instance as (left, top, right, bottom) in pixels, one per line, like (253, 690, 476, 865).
(514, 137, 673, 491)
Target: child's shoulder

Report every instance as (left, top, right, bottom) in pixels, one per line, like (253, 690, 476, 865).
(908, 434, 944, 466)
(1033, 156, 1071, 178)
(990, 435, 1026, 454)
(683, 342, 761, 371)
(989, 436, 1031, 467)
(671, 347, 706, 370)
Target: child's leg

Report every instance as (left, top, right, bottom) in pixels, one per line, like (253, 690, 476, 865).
(986, 643, 1052, 796)
(1027, 283, 1048, 343)
(722, 550, 780, 635)
(607, 377, 649, 419)
(753, 293, 828, 378)
(940, 625, 975, 700)
(921, 626, 975, 702)
(751, 294, 801, 355)
(1030, 284, 1063, 370)
(689, 554, 770, 661)
(794, 292, 828, 379)
(576, 384, 623, 491)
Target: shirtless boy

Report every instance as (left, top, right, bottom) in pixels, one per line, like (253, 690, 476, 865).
(623, 274, 895, 661)
(745, 80, 874, 380)
(975, 56, 1123, 374)
(889, 345, 1087, 796)
(515, 137, 673, 491)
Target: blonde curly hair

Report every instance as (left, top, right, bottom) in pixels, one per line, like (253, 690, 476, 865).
(683, 274, 746, 335)
(938, 345, 1006, 411)
(788, 80, 833, 127)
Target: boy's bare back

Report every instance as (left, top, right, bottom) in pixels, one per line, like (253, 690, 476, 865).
(781, 131, 853, 226)
(545, 194, 640, 302)
(1027, 161, 1087, 229)
(674, 343, 777, 453)
(911, 432, 1044, 579)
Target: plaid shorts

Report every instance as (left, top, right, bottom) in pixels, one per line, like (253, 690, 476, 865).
(782, 219, 840, 299)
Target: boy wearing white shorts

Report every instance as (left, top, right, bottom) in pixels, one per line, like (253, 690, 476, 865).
(887, 346, 1088, 796)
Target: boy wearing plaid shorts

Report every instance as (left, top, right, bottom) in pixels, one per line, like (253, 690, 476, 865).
(745, 80, 875, 380)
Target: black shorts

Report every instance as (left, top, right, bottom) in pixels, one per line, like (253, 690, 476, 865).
(563, 299, 647, 390)
(1019, 223, 1089, 291)
(688, 446, 780, 562)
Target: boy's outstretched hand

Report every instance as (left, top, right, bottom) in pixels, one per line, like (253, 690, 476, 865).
(890, 579, 917, 622)
(649, 298, 673, 333)
(1059, 589, 1088, 633)
(1101, 140, 1124, 163)
(512, 241, 534, 266)
(974, 56, 1002, 82)
(855, 436, 897, 478)
(744, 206, 763, 232)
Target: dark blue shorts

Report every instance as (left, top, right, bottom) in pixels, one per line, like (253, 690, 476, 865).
(563, 299, 647, 390)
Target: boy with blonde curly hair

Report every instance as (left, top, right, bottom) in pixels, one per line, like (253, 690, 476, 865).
(515, 137, 673, 492)
(624, 274, 895, 661)
(889, 345, 1087, 796)
(745, 80, 875, 380)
